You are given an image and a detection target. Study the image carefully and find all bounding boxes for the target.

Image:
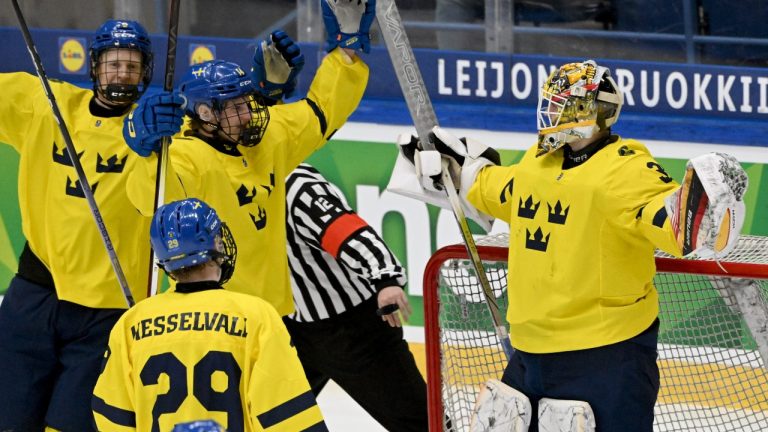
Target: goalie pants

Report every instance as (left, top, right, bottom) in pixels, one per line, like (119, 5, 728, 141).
(0, 275, 124, 432)
(501, 319, 660, 432)
(283, 297, 428, 432)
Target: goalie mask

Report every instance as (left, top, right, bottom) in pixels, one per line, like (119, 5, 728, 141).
(536, 60, 622, 156)
(178, 60, 270, 147)
(90, 19, 153, 105)
(150, 198, 237, 284)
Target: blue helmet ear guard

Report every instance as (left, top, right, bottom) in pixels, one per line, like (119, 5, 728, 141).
(89, 19, 154, 103)
(177, 60, 270, 147)
(150, 198, 237, 284)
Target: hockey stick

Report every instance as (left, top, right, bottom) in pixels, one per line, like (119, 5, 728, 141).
(148, 0, 181, 297)
(376, 0, 513, 361)
(11, 0, 135, 307)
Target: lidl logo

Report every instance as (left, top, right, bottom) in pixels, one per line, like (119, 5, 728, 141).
(59, 37, 86, 74)
(189, 44, 215, 66)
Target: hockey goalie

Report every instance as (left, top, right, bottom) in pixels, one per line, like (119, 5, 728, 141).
(388, 59, 748, 431)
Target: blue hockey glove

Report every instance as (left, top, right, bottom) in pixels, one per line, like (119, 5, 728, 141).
(322, 0, 376, 53)
(123, 91, 185, 157)
(252, 30, 305, 103)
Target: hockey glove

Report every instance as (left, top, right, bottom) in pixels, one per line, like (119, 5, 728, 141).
(400, 126, 501, 193)
(321, 0, 376, 53)
(123, 91, 185, 157)
(252, 30, 305, 103)
(387, 126, 499, 231)
(665, 152, 748, 258)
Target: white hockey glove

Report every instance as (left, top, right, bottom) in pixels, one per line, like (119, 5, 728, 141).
(387, 126, 499, 231)
(665, 152, 748, 258)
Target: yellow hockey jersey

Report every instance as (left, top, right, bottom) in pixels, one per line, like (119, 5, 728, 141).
(126, 48, 369, 316)
(468, 137, 682, 353)
(0, 72, 149, 308)
(92, 284, 324, 431)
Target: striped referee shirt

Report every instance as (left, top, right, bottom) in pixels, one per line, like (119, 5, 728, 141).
(285, 164, 407, 322)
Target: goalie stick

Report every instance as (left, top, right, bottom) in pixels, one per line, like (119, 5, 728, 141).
(376, 0, 513, 361)
(149, 0, 181, 297)
(11, 0, 135, 307)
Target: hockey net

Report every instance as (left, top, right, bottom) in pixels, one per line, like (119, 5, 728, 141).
(424, 233, 768, 432)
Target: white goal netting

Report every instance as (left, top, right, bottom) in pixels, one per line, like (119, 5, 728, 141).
(425, 234, 768, 432)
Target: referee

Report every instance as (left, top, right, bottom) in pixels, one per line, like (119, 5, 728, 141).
(283, 163, 427, 431)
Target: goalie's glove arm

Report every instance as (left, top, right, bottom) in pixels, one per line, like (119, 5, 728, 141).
(663, 152, 748, 259)
(634, 190, 684, 258)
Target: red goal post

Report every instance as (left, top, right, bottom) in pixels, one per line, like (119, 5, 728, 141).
(423, 233, 768, 432)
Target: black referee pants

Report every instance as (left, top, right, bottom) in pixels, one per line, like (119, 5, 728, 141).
(283, 297, 428, 432)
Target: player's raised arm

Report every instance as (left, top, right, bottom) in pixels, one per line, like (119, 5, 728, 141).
(665, 152, 748, 258)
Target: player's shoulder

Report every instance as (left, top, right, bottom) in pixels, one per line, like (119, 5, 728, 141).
(221, 290, 281, 316)
(610, 137, 653, 157)
(171, 135, 219, 163)
(603, 136, 658, 168)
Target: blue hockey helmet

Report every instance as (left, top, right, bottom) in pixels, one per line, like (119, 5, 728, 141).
(178, 60, 270, 146)
(150, 198, 237, 284)
(89, 19, 154, 104)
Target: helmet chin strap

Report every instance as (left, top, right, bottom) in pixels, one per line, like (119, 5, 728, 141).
(99, 83, 140, 105)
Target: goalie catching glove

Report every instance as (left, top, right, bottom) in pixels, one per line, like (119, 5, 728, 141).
(252, 30, 305, 103)
(665, 152, 748, 258)
(387, 126, 500, 231)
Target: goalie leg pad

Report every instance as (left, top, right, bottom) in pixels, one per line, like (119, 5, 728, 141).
(470, 379, 532, 432)
(538, 398, 596, 432)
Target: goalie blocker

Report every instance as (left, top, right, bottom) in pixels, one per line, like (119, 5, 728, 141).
(387, 126, 500, 231)
(665, 152, 748, 259)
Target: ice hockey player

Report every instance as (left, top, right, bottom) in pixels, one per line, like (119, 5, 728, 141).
(92, 198, 327, 431)
(389, 59, 748, 431)
(0, 19, 173, 431)
(122, 0, 373, 317)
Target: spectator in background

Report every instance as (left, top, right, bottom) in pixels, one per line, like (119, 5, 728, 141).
(435, 0, 484, 51)
(282, 163, 428, 432)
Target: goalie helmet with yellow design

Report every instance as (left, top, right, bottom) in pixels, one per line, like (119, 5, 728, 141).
(537, 60, 623, 156)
